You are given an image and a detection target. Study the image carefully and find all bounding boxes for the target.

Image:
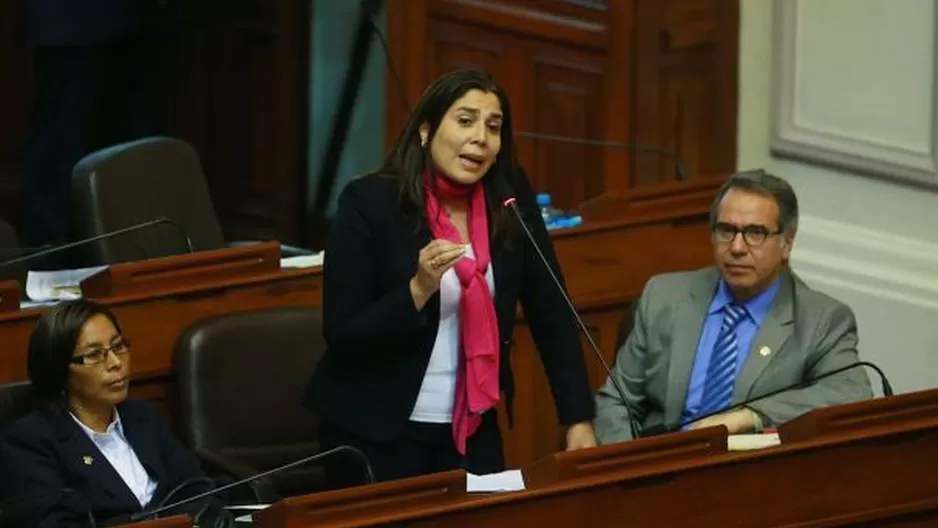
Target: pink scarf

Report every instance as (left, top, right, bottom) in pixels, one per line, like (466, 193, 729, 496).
(424, 170, 500, 455)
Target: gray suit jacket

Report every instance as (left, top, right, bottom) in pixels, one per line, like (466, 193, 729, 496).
(594, 267, 873, 445)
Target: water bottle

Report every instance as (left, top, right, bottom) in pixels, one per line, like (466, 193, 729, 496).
(536, 193, 563, 229)
(554, 214, 583, 229)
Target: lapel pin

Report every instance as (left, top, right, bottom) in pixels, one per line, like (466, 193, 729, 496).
(82, 455, 94, 466)
(759, 346, 772, 357)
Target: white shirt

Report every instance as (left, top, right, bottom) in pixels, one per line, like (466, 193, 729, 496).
(71, 410, 159, 507)
(410, 245, 496, 423)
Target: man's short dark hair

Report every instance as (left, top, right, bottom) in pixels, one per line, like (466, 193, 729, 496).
(709, 169, 799, 234)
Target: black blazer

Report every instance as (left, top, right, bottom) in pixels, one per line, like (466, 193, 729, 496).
(304, 169, 595, 443)
(0, 399, 215, 527)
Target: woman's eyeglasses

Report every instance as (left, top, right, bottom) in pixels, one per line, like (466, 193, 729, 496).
(70, 337, 132, 366)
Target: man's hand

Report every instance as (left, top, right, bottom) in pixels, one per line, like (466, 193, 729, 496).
(689, 408, 758, 434)
(565, 421, 597, 450)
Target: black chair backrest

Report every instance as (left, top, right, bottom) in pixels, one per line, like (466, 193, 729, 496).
(0, 381, 35, 432)
(71, 136, 226, 265)
(172, 307, 325, 451)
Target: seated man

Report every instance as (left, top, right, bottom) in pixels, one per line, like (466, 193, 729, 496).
(594, 170, 873, 444)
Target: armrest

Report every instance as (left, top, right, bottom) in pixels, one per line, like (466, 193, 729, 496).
(194, 448, 281, 504)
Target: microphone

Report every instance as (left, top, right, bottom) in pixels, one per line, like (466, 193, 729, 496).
(0, 488, 97, 527)
(125, 445, 375, 523)
(497, 181, 642, 440)
(513, 131, 689, 182)
(646, 360, 892, 436)
(0, 218, 194, 271)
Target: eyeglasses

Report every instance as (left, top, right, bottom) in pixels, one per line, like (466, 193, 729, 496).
(711, 222, 782, 247)
(70, 337, 132, 366)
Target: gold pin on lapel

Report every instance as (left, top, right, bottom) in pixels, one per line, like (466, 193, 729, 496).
(82, 455, 94, 466)
(759, 346, 772, 357)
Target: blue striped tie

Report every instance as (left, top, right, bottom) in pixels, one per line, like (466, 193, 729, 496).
(699, 304, 748, 416)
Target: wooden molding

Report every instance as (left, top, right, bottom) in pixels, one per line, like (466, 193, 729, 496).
(770, 0, 938, 190)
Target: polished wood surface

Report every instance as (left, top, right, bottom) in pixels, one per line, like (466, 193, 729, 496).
(80, 241, 282, 299)
(114, 515, 192, 528)
(251, 389, 938, 527)
(0, 280, 19, 314)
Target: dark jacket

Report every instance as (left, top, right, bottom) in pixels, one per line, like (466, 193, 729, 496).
(304, 169, 595, 443)
(0, 399, 219, 527)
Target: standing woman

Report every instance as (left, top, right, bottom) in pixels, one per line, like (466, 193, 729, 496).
(305, 69, 596, 485)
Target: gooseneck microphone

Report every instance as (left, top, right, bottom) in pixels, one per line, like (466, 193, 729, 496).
(0, 217, 194, 271)
(497, 182, 642, 440)
(645, 360, 893, 436)
(513, 131, 689, 182)
(125, 445, 375, 524)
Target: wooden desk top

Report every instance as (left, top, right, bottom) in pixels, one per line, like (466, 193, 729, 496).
(0, 265, 322, 384)
(253, 389, 938, 527)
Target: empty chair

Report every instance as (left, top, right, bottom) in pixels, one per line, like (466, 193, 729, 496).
(172, 307, 327, 502)
(71, 136, 311, 266)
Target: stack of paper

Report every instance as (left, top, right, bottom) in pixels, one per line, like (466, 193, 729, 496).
(466, 469, 526, 493)
(25, 265, 108, 302)
(280, 251, 324, 269)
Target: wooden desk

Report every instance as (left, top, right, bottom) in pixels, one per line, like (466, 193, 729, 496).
(0, 249, 322, 416)
(114, 515, 192, 528)
(253, 389, 938, 527)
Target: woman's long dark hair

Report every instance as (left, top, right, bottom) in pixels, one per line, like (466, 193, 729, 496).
(372, 68, 518, 245)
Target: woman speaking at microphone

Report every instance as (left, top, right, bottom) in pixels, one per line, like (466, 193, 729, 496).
(305, 68, 596, 486)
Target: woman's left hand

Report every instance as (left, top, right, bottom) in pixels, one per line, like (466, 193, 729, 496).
(565, 421, 597, 451)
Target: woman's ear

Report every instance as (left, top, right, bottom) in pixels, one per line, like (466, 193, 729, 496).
(419, 123, 429, 147)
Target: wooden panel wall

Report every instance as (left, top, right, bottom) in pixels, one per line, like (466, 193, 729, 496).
(160, 0, 311, 244)
(385, 0, 739, 466)
(0, 0, 310, 246)
(386, 0, 738, 210)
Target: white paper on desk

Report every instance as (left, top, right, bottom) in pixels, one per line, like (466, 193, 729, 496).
(466, 469, 526, 493)
(280, 251, 324, 269)
(224, 504, 271, 523)
(728, 432, 781, 451)
(25, 265, 107, 301)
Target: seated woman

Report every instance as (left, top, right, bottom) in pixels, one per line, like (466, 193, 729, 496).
(0, 299, 230, 527)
